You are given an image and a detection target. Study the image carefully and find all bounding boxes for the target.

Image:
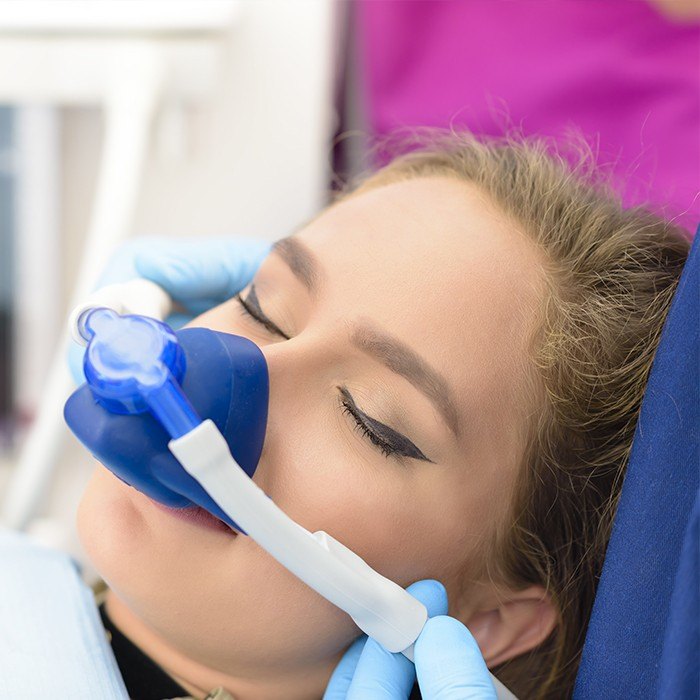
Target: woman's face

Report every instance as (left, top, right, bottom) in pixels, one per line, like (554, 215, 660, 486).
(78, 177, 547, 695)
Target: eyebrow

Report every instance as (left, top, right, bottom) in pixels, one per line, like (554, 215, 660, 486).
(351, 321, 461, 438)
(271, 236, 461, 438)
(272, 237, 320, 295)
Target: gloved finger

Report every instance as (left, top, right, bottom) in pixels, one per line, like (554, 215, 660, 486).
(346, 580, 449, 700)
(94, 238, 161, 287)
(410, 579, 449, 618)
(415, 616, 497, 700)
(134, 237, 271, 306)
(322, 636, 367, 700)
(346, 637, 414, 700)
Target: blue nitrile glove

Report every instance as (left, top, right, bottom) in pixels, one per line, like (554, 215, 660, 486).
(67, 236, 271, 384)
(324, 579, 497, 700)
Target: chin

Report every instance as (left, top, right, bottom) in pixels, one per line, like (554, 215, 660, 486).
(76, 465, 234, 603)
(77, 466, 154, 588)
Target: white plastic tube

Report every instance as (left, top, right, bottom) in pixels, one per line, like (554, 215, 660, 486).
(69, 279, 172, 346)
(170, 420, 518, 699)
(170, 419, 427, 655)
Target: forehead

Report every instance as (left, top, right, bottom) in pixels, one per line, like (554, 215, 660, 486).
(295, 176, 546, 444)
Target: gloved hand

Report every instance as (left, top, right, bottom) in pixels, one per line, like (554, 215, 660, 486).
(324, 579, 497, 700)
(67, 236, 271, 384)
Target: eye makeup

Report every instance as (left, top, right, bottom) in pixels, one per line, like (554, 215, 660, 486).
(234, 290, 433, 464)
(235, 286, 290, 340)
(338, 386, 433, 464)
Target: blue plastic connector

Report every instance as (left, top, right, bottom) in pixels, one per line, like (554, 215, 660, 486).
(65, 309, 269, 532)
(79, 308, 201, 438)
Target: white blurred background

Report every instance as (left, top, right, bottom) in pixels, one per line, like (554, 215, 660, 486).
(0, 0, 365, 574)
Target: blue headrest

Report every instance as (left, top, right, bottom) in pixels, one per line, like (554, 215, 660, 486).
(574, 227, 699, 698)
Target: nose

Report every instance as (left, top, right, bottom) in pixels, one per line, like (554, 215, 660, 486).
(251, 331, 335, 493)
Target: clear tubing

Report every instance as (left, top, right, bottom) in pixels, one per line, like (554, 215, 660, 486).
(144, 377, 201, 439)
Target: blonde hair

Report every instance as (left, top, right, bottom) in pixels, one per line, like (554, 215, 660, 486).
(339, 130, 691, 699)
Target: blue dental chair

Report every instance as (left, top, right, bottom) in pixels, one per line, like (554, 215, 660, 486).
(0, 230, 697, 698)
(574, 226, 699, 699)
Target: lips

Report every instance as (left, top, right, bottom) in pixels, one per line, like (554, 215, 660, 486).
(152, 501, 238, 536)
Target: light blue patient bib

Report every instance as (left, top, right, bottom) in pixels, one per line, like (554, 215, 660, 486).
(0, 528, 128, 699)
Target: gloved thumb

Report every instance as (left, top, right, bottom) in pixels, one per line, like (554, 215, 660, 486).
(345, 580, 448, 700)
(415, 616, 497, 700)
(134, 237, 271, 311)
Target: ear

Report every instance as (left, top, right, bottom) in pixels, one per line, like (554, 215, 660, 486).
(463, 585, 558, 668)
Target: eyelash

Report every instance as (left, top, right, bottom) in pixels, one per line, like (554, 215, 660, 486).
(339, 397, 399, 459)
(235, 292, 403, 462)
(235, 291, 288, 338)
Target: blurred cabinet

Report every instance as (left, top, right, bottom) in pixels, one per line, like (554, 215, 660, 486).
(0, 0, 338, 543)
(0, 108, 12, 440)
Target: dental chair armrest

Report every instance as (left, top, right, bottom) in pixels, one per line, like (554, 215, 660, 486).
(0, 529, 128, 699)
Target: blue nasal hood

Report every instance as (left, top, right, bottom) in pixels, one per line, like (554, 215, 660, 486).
(64, 314, 269, 531)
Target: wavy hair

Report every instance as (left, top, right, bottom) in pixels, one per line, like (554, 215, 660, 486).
(339, 129, 691, 698)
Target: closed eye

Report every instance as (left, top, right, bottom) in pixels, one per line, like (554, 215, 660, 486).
(338, 386, 433, 464)
(236, 288, 433, 464)
(235, 286, 290, 339)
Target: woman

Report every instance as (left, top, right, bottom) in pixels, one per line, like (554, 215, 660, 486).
(78, 132, 691, 699)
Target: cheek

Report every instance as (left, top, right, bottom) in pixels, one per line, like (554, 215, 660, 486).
(77, 467, 194, 570)
(256, 401, 481, 591)
(76, 467, 154, 593)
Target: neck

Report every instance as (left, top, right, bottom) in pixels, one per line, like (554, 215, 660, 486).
(104, 589, 342, 699)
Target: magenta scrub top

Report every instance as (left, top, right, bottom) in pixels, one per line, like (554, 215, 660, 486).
(357, 0, 700, 233)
